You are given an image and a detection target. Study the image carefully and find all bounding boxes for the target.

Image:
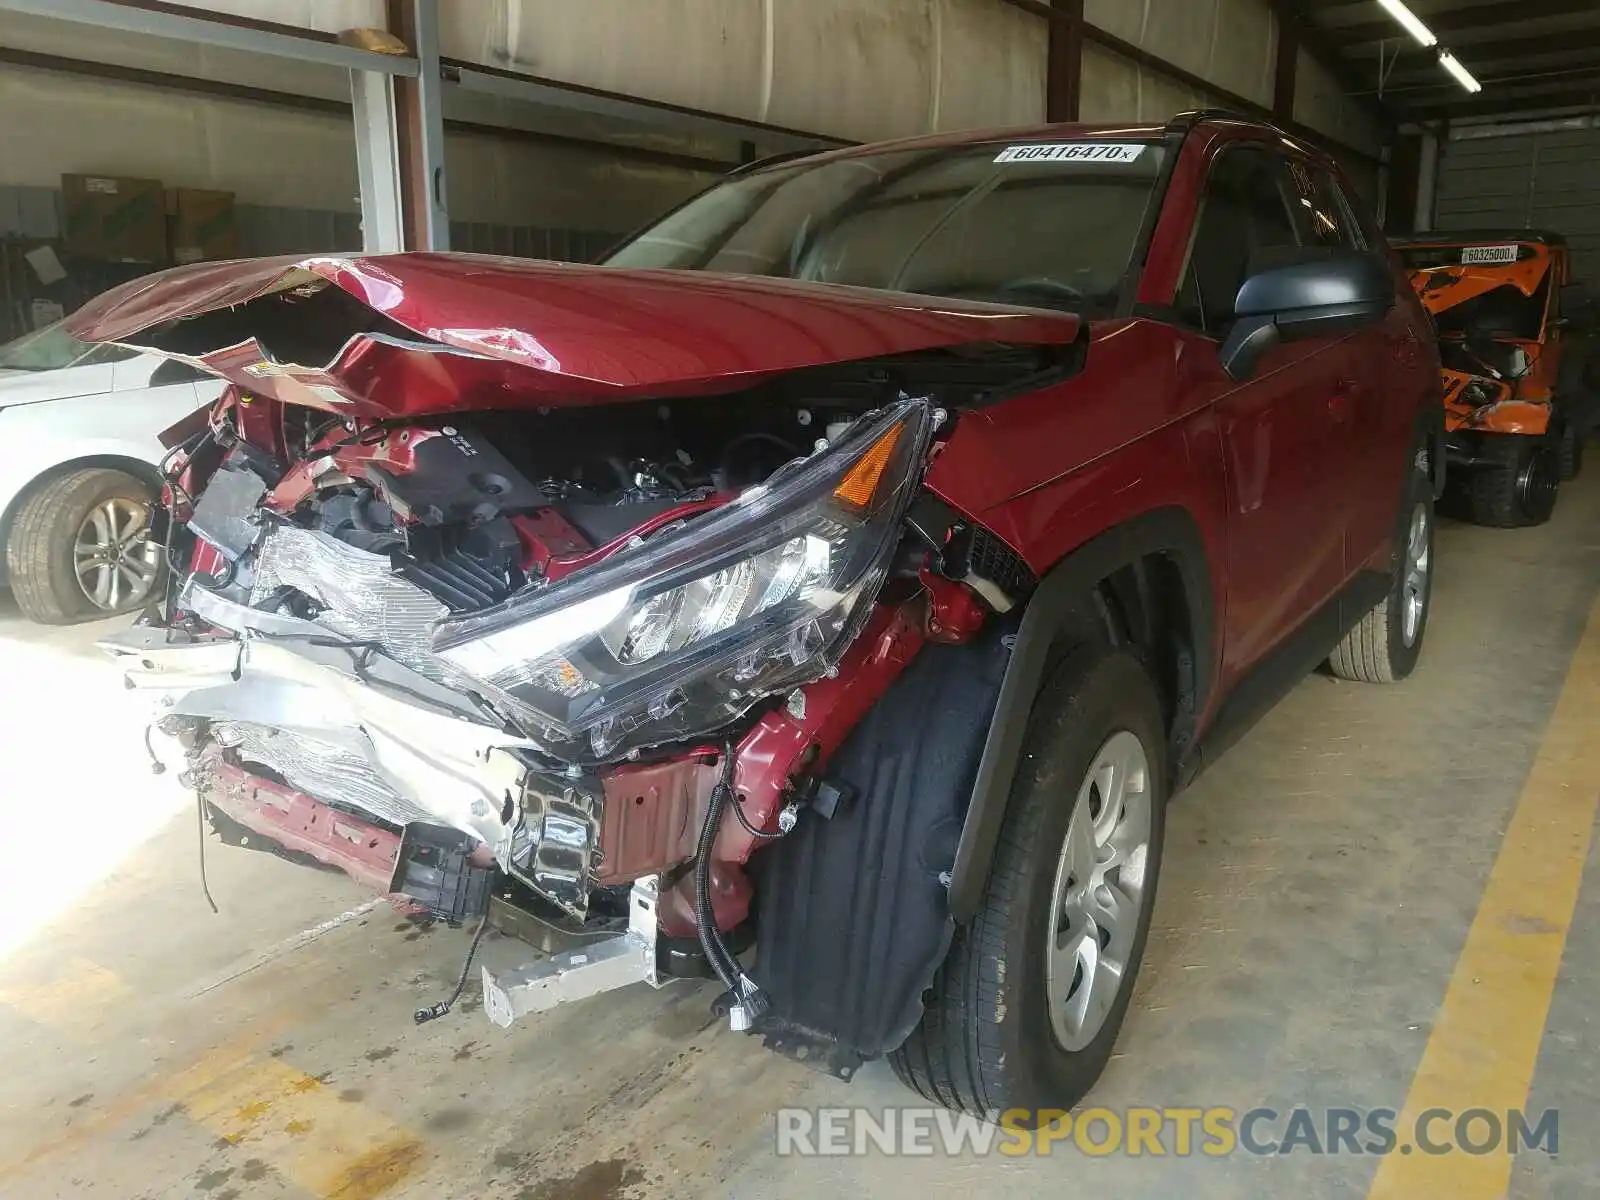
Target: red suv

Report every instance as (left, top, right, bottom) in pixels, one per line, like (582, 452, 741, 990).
(75, 111, 1441, 1119)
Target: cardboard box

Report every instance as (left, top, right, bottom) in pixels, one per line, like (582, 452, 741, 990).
(61, 173, 168, 263)
(166, 187, 238, 264)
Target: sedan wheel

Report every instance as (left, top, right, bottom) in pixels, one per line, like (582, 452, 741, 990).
(74, 495, 161, 612)
(6, 467, 165, 625)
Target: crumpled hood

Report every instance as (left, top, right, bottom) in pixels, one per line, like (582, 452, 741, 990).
(65, 253, 1081, 418)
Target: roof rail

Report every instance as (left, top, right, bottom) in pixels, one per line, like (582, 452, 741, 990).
(1166, 108, 1257, 132)
(1165, 108, 1332, 152)
(727, 148, 825, 176)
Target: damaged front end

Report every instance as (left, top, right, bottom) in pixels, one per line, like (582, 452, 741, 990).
(80, 254, 1058, 1047)
(111, 395, 938, 1022)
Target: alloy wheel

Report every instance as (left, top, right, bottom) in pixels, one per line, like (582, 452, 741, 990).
(1401, 501, 1430, 648)
(1045, 729, 1153, 1052)
(73, 496, 160, 611)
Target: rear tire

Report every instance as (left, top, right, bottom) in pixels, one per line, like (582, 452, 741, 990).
(1467, 436, 1559, 528)
(1329, 445, 1434, 684)
(888, 648, 1167, 1121)
(1559, 422, 1584, 481)
(5, 468, 162, 625)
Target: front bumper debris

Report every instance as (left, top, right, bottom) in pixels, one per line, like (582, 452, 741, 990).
(482, 875, 667, 1027)
(200, 752, 494, 922)
(100, 591, 605, 919)
(202, 752, 403, 893)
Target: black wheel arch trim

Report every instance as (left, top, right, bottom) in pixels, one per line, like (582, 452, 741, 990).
(1425, 396, 1448, 501)
(946, 506, 1216, 923)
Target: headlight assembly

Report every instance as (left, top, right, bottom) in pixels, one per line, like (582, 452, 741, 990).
(433, 398, 935, 760)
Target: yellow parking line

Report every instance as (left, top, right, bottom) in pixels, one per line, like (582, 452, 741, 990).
(1368, 596, 1600, 1199)
(166, 1048, 424, 1200)
(0, 957, 130, 1030)
(0, 1018, 289, 1185)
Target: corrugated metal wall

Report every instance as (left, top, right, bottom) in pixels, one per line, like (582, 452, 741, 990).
(1083, 0, 1275, 113)
(1435, 125, 1600, 280)
(1293, 48, 1382, 161)
(156, 0, 384, 35)
(443, 0, 1047, 144)
(1081, 0, 1384, 161)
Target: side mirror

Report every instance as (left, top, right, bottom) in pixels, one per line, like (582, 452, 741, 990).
(1220, 250, 1396, 380)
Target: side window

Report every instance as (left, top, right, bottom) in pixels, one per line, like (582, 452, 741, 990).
(150, 357, 213, 386)
(1176, 147, 1303, 334)
(1284, 160, 1364, 250)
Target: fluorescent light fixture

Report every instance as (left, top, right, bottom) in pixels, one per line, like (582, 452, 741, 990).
(1438, 50, 1483, 94)
(1377, 0, 1438, 47)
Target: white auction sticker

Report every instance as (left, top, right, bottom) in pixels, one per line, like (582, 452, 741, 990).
(1460, 244, 1520, 265)
(994, 143, 1146, 164)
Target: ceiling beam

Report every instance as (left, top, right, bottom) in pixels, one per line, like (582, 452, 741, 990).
(1382, 62, 1600, 95)
(1414, 83, 1600, 121)
(1358, 31, 1600, 69)
(0, 0, 419, 75)
(1327, 0, 1598, 48)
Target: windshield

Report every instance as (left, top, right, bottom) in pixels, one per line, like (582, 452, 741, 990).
(605, 140, 1168, 315)
(0, 320, 135, 372)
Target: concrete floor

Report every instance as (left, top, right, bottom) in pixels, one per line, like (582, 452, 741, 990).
(2, 471, 1598, 1200)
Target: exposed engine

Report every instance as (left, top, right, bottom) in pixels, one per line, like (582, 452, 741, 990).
(194, 397, 837, 604)
(178, 395, 878, 711)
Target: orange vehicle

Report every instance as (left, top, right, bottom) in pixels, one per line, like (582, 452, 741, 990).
(1394, 230, 1595, 527)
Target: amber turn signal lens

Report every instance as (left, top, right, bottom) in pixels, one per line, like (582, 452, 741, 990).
(833, 423, 903, 508)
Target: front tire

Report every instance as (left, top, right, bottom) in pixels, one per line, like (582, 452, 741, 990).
(889, 649, 1167, 1120)
(5, 468, 163, 625)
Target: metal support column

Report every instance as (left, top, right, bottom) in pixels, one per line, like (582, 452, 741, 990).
(1414, 130, 1441, 232)
(1046, 0, 1084, 123)
(391, 0, 450, 250)
(350, 69, 406, 253)
(1274, 24, 1299, 122)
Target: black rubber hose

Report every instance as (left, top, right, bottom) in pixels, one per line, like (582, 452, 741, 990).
(414, 915, 490, 1024)
(731, 793, 783, 840)
(694, 757, 741, 992)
